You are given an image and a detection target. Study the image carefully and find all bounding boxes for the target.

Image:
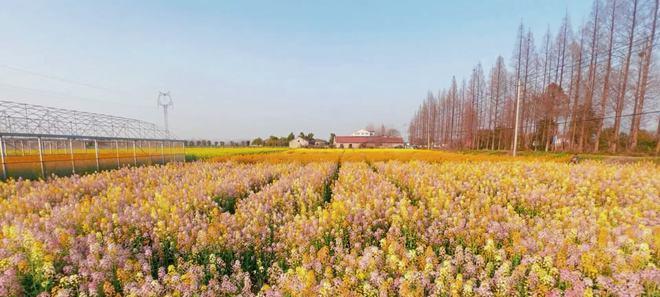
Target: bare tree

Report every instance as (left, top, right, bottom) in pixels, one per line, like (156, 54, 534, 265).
(610, 0, 639, 153)
(594, 0, 618, 152)
(629, 0, 658, 150)
(467, 64, 485, 149)
(656, 116, 660, 153)
(569, 28, 585, 150)
(579, 0, 601, 151)
(408, 0, 658, 153)
(556, 14, 571, 88)
(539, 83, 569, 151)
(521, 30, 534, 149)
(490, 56, 507, 150)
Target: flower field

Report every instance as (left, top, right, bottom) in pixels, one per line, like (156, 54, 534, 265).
(0, 159, 658, 296)
(208, 149, 576, 164)
(185, 147, 290, 161)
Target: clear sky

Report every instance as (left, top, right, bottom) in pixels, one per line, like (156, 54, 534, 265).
(0, 0, 592, 140)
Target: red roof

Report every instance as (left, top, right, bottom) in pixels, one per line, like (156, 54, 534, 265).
(334, 136, 404, 144)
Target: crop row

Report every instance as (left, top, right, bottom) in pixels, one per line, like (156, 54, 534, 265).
(373, 161, 658, 296)
(0, 161, 327, 296)
(265, 162, 411, 296)
(0, 160, 657, 296)
(263, 161, 658, 296)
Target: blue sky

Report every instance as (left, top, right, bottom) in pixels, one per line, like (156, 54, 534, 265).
(0, 0, 592, 140)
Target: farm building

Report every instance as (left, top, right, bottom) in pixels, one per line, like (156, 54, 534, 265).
(289, 137, 309, 148)
(351, 129, 376, 136)
(289, 137, 329, 148)
(334, 135, 404, 148)
(312, 139, 329, 148)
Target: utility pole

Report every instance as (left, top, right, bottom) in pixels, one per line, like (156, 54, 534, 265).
(513, 79, 522, 157)
(0, 136, 7, 179)
(157, 91, 173, 133)
(427, 105, 431, 149)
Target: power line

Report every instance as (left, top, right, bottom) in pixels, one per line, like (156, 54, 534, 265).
(418, 33, 659, 115)
(0, 64, 127, 95)
(411, 110, 660, 140)
(455, 32, 658, 95)
(514, 31, 659, 86)
(497, 110, 660, 133)
(412, 31, 660, 143)
(0, 82, 153, 109)
(0, 64, 160, 109)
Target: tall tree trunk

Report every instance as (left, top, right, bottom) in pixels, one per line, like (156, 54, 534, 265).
(629, 0, 658, 150)
(610, 0, 638, 153)
(491, 60, 502, 150)
(472, 70, 479, 149)
(488, 90, 494, 150)
(557, 15, 569, 88)
(629, 41, 646, 150)
(594, 0, 617, 152)
(513, 24, 524, 151)
(449, 78, 456, 146)
(656, 116, 660, 154)
(579, 1, 600, 152)
(521, 32, 532, 149)
(542, 30, 552, 152)
(542, 28, 551, 91)
(562, 56, 576, 151)
(570, 35, 585, 151)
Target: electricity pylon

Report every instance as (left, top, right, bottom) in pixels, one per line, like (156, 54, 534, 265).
(157, 91, 173, 132)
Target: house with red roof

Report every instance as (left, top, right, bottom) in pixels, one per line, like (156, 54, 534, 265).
(334, 130, 404, 148)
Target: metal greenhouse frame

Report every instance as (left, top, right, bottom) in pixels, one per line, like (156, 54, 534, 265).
(0, 100, 185, 179)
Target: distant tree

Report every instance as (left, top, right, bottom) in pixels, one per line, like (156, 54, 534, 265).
(537, 83, 568, 151)
(265, 136, 279, 147)
(252, 137, 264, 146)
(366, 124, 400, 137)
(386, 128, 401, 137)
(329, 133, 336, 144)
(251, 133, 320, 147)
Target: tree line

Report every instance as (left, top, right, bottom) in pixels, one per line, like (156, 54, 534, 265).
(365, 124, 402, 137)
(251, 132, 317, 147)
(409, 0, 659, 153)
(184, 140, 249, 147)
